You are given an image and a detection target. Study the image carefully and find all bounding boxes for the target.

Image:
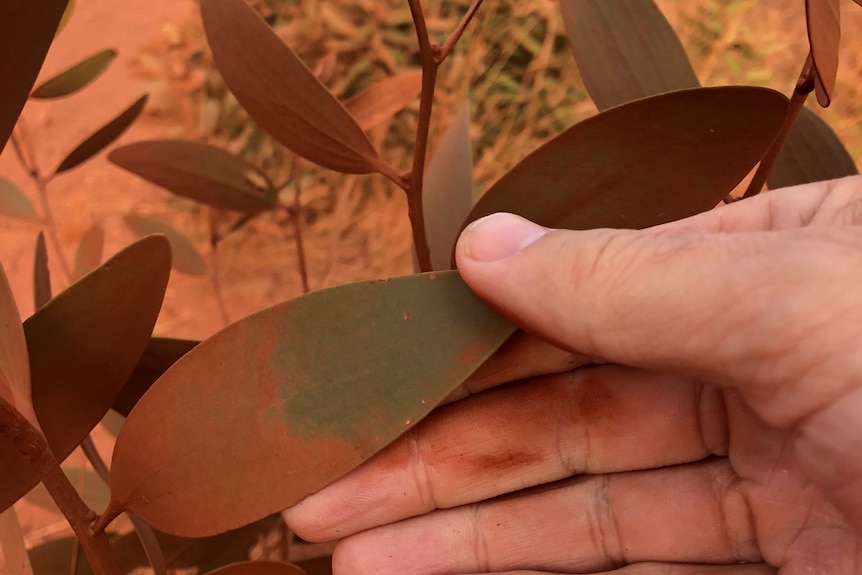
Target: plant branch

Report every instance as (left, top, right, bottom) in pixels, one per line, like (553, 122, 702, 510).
(742, 52, 816, 199)
(290, 161, 310, 294)
(438, 0, 485, 62)
(406, 0, 437, 272)
(0, 401, 119, 575)
(80, 437, 168, 575)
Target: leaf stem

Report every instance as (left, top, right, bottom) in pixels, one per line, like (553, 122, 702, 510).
(0, 401, 119, 575)
(742, 52, 816, 199)
(290, 161, 310, 294)
(80, 437, 169, 575)
(437, 0, 485, 63)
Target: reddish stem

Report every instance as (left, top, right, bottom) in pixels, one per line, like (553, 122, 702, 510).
(437, 0, 485, 62)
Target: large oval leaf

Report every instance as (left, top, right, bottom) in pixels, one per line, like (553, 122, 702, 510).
(0, 176, 36, 219)
(423, 102, 474, 271)
(30, 49, 116, 100)
(0, 235, 171, 513)
(768, 107, 857, 189)
(55, 94, 148, 174)
(805, 0, 840, 107)
(109, 140, 277, 212)
(560, 0, 699, 111)
(0, 263, 36, 427)
(124, 214, 208, 276)
(107, 271, 515, 536)
(208, 562, 307, 575)
(344, 71, 423, 131)
(201, 0, 386, 176)
(0, 0, 69, 151)
(463, 87, 789, 231)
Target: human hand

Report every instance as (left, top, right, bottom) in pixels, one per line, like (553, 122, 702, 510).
(284, 176, 862, 574)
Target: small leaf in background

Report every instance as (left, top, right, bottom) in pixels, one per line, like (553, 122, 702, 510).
(24, 467, 110, 513)
(560, 0, 699, 111)
(56, 0, 75, 35)
(805, 0, 840, 107)
(0, 263, 38, 428)
(313, 50, 338, 83)
(124, 214, 208, 276)
(768, 107, 857, 189)
(344, 70, 423, 131)
(113, 337, 199, 416)
(423, 102, 474, 271)
(208, 561, 307, 575)
(0, 0, 69, 150)
(463, 87, 788, 232)
(0, 235, 171, 513)
(109, 140, 277, 212)
(33, 232, 52, 311)
(74, 223, 105, 279)
(100, 409, 125, 437)
(0, 176, 36, 219)
(0, 507, 34, 575)
(200, 0, 387, 176)
(107, 272, 515, 537)
(30, 49, 116, 100)
(55, 94, 148, 174)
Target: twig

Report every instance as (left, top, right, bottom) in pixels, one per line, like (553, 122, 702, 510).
(80, 437, 169, 575)
(742, 52, 816, 199)
(437, 0, 485, 62)
(290, 161, 310, 294)
(0, 401, 119, 575)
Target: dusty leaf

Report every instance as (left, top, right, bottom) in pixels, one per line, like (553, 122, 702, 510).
(806, 0, 840, 107)
(113, 338, 199, 416)
(55, 94, 148, 174)
(344, 70, 423, 131)
(208, 561, 307, 575)
(108, 272, 515, 537)
(74, 223, 105, 279)
(423, 102, 474, 271)
(0, 176, 36, 219)
(124, 214, 208, 276)
(30, 49, 116, 99)
(0, 507, 34, 575)
(200, 0, 386, 175)
(463, 87, 788, 232)
(0, 263, 37, 427)
(33, 232, 51, 311)
(769, 107, 857, 189)
(24, 468, 110, 513)
(0, 0, 69, 151)
(0, 235, 171, 513)
(109, 140, 277, 212)
(560, 0, 699, 111)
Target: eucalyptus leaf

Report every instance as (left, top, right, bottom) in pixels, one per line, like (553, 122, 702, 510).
(31, 49, 116, 99)
(344, 71, 423, 131)
(124, 214, 208, 276)
(74, 223, 105, 279)
(33, 232, 51, 311)
(805, 0, 840, 107)
(0, 176, 36, 220)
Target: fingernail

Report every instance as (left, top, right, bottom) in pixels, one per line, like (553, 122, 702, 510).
(461, 213, 549, 262)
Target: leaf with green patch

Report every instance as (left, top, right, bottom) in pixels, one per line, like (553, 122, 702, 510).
(344, 70, 423, 131)
(0, 263, 37, 428)
(124, 214, 208, 276)
(207, 562, 307, 575)
(768, 107, 857, 188)
(805, 0, 840, 107)
(107, 272, 515, 536)
(462, 87, 788, 232)
(30, 49, 116, 99)
(55, 94, 148, 174)
(24, 468, 109, 513)
(0, 0, 69, 151)
(74, 223, 105, 279)
(109, 140, 277, 212)
(0, 235, 171, 513)
(423, 102, 473, 271)
(200, 0, 390, 177)
(113, 338, 199, 417)
(0, 176, 36, 219)
(560, 0, 699, 111)
(33, 232, 51, 311)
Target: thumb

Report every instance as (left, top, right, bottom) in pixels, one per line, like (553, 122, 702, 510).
(455, 212, 862, 430)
